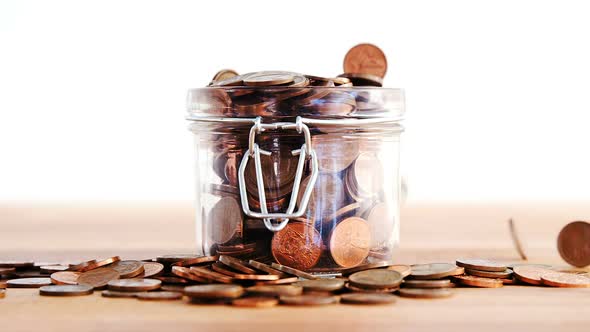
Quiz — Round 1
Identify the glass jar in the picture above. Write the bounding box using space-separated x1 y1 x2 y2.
187 86 404 274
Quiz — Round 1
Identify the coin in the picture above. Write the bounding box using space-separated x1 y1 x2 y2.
340 293 396 305
253 276 299 286
172 255 219 267
169 266 207 283
232 297 279 308
349 269 403 289
189 266 234 284
323 203 361 224
365 203 395 248
0 280 7 289
330 217 371 268
50 271 80 285
208 197 243 245
279 295 339 306
270 263 318 280
78 256 121 272
184 284 244 299
453 275 503 288
403 279 453 289
0 267 16 275
341 261 395 276
39 285 94 296
248 260 287 277
137 291 184 301
508 218 528 260
501 278 517 285
218 255 258 274
456 259 507 272
398 288 453 299
39 265 69 274
512 266 553 285
212 69 239 82
110 260 145 278
161 284 186 292
297 174 348 222
312 135 360 173
343 43 388 78
77 267 120 289
271 223 322 271
293 279 345 292
386 265 412 278
107 279 162 292
557 221 590 267
7 277 52 288
349 153 384 199
155 275 195 284
541 272 590 288
0 261 34 268
465 268 513 279
156 254 201 264
101 290 145 298
142 262 164 278
243 71 295 86
68 260 97 272
246 285 303 297
337 73 383 87
409 263 458 280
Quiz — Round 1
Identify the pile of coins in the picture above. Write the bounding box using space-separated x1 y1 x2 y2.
2 253 590 306
192 43 400 272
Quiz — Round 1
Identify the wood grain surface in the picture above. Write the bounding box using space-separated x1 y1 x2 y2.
1 201 589 332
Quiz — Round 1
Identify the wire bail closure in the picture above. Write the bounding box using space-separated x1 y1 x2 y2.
238 116 319 232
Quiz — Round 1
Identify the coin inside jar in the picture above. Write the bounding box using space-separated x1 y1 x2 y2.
329 217 371 268
347 152 384 200
271 222 322 271
207 197 242 245
312 134 360 173
365 203 395 249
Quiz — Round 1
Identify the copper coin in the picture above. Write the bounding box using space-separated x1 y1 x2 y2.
323 203 361 224
337 73 383 87
293 279 345 292
7 277 52 288
107 279 161 292
271 223 322 271
345 283 399 293
541 272 590 288
189 266 233 284
212 69 239 82
101 290 145 298
79 256 121 272
39 285 94 296
512 266 553 285
297 174 348 221
218 255 258 274
248 260 287 277
172 255 219 267
341 261 395 276
341 293 396 305
161 284 186 292
366 203 395 248
349 269 403 289
156 254 201 264
232 297 279 308
312 135 359 173
68 260 97 271
270 263 318 280
398 288 453 299
453 275 503 288
243 71 295 86
343 43 388 78
77 267 120 289
246 285 303 297
508 218 528 260
409 263 458 280
465 268 513 279
501 278 517 285
39 265 69 274
0 267 16 275
403 279 453 289
253 276 300 286
208 197 242 244
110 260 145 278
184 284 244 299
558 221 590 267
211 262 240 277
386 265 412 278
330 217 371 268
0 261 34 268
142 262 164 278
50 271 80 285
154 275 192 284
279 295 339 306
456 259 507 272
171 266 210 283
137 291 184 301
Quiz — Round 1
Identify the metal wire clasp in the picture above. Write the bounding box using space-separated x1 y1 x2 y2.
238 116 319 232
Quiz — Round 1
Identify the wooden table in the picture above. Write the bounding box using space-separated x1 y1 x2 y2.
1 202 589 331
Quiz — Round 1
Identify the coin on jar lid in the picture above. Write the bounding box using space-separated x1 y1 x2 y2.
312 134 359 173
456 259 507 272
557 221 590 267
212 69 239 82
329 217 371 268
208 197 242 244
366 203 395 249
348 269 403 289
271 222 322 271
210 74 244 87
243 71 295 86
338 73 383 87
343 43 388 78
410 263 458 280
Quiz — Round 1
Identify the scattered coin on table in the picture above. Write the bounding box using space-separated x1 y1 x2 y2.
137 291 184 301
39 285 94 297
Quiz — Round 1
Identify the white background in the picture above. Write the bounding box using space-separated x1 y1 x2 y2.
1 0 589 202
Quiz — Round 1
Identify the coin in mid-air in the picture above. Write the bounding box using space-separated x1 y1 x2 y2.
557 221 590 267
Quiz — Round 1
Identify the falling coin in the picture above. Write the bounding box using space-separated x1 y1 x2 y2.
508 218 528 260
39 285 94 297
557 221 590 267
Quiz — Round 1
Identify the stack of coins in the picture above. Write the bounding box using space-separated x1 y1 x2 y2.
193 43 400 272
2 255 590 306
